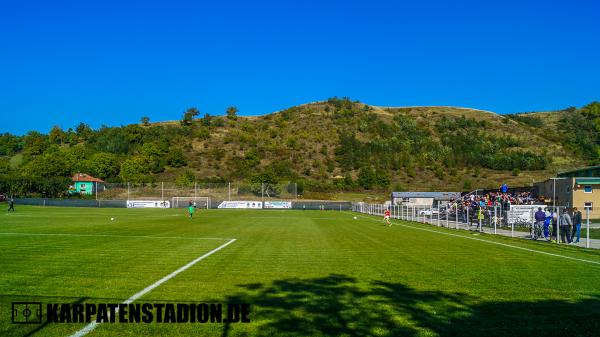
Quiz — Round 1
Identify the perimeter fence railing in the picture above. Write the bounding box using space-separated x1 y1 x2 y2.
352 203 595 249
97 182 299 202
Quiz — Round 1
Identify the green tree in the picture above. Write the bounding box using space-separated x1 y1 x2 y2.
226 106 238 121
166 148 187 167
357 167 376 189
22 131 48 156
0 133 22 156
181 107 200 126
119 157 153 183
20 151 70 178
202 113 212 127
75 122 93 141
141 116 150 126
87 153 120 179
0 157 10 174
48 126 65 145
175 171 196 186
375 169 391 188
140 142 167 173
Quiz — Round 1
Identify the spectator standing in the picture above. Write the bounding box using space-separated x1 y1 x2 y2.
571 208 582 244
551 211 558 242
559 209 572 244
477 207 484 232
533 207 545 240
543 209 552 241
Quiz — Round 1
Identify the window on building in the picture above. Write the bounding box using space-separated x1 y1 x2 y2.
402 197 410 203
584 185 592 193
584 202 593 210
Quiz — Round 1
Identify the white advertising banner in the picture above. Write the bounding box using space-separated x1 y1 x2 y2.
507 205 545 224
127 200 171 208
264 201 292 209
218 201 263 209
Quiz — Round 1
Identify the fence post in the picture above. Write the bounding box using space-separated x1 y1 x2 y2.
494 207 497 234
586 207 590 249
557 207 560 245
466 207 469 230
445 205 448 228
455 207 458 229
511 218 514 237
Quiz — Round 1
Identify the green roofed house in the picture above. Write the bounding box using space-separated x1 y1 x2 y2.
71 173 105 196
535 166 600 218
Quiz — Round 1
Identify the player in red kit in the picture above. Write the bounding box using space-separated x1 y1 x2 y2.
384 209 391 226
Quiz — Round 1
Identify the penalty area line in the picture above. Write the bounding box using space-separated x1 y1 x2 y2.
348 212 600 266
69 238 237 337
0 232 233 241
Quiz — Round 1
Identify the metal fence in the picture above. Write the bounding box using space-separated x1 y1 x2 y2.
94 182 299 202
352 203 596 249
13 198 351 211
15 198 126 208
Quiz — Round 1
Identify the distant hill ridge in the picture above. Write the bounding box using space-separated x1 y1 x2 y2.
0 98 598 199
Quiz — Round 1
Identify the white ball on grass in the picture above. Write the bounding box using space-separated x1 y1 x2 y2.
353 216 357 220
111 217 115 221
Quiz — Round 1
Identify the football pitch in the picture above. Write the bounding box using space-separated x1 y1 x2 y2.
1 206 600 337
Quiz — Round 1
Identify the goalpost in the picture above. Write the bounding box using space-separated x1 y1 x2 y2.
171 197 211 209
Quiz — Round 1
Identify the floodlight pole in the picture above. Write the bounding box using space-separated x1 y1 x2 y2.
550 177 567 210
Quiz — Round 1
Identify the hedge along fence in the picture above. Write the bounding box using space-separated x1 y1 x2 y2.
15 198 126 208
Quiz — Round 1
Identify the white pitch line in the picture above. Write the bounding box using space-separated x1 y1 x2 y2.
69 238 237 337
350 212 600 266
0 232 233 241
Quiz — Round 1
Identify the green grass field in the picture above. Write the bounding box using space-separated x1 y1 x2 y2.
2 206 600 337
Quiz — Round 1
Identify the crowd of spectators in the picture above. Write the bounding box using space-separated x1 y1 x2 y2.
532 207 583 244
440 184 583 243
444 184 538 231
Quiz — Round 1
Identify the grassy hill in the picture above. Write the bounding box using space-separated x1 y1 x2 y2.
0 98 598 200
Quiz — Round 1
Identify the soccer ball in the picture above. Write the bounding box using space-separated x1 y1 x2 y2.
110 217 115 221
353 216 357 220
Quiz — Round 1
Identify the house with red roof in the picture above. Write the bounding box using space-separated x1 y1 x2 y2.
71 173 105 195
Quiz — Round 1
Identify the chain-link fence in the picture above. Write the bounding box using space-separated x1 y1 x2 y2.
352 203 596 249
96 182 299 202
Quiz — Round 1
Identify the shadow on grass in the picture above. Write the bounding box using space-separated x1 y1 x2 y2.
221 274 600 337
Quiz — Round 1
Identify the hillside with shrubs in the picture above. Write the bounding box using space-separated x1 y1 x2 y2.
0 98 597 199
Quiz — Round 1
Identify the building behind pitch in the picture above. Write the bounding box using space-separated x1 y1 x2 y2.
535 165 600 218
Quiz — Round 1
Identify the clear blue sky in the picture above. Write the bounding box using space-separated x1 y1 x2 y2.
1 0 598 135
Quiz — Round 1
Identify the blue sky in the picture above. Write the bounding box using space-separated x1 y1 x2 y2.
1 0 598 135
